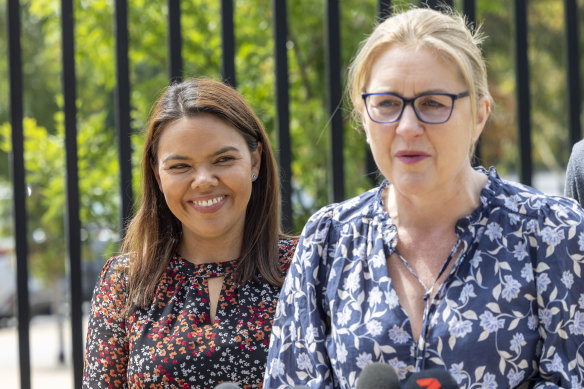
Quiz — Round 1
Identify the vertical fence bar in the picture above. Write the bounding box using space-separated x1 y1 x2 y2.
168 0 182 82
463 0 476 21
564 0 581 146
62 0 83 379
364 0 393 187
61 0 84 386
425 0 454 9
7 1 31 388
378 0 392 21
272 0 293 232
221 0 236 87
114 0 133 237
462 0 481 164
325 0 344 202
514 0 532 185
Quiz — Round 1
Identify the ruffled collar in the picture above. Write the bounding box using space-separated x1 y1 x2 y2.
169 255 239 278
370 166 502 248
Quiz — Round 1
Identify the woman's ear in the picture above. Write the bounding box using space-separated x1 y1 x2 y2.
151 158 162 192
474 96 491 140
362 117 372 144
251 141 262 177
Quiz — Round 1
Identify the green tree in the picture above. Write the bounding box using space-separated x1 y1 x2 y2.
0 0 581 292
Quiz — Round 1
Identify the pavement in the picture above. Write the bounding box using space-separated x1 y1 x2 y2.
0 315 87 389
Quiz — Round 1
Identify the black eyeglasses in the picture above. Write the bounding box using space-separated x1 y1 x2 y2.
361 91 470 124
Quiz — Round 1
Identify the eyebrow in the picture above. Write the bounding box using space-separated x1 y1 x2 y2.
375 88 453 96
161 146 241 163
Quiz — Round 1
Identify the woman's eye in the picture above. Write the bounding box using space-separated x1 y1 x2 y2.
377 99 399 108
216 156 235 163
169 164 189 170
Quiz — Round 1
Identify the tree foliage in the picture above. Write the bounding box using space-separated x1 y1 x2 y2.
0 0 582 289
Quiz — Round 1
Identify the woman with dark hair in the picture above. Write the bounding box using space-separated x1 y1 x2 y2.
83 78 296 388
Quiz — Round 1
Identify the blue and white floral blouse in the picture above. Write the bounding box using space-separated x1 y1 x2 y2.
264 168 584 389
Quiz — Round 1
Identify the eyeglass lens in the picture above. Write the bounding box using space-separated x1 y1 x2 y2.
366 94 454 124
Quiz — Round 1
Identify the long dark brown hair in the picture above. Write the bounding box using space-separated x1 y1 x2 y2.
121 78 284 314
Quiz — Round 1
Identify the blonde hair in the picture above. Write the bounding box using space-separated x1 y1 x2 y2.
348 7 492 147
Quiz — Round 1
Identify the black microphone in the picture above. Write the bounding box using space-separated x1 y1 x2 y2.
404 368 459 389
214 383 241 389
356 362 401 389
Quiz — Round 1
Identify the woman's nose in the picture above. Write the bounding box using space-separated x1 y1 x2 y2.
191 168 218 189
395 104 424 137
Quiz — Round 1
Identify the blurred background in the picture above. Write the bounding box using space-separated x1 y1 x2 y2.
0 0 582 387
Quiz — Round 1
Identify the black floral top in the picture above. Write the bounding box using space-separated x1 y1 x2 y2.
83 238 297 389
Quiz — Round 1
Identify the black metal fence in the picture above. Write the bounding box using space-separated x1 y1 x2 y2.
5 0 581 388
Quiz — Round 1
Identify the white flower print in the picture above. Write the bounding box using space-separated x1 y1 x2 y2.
355 353 372 369
507 370 525 388
479 311 505 333
459 284 476 304
569 311 584 335
527 315 538 331
537 273 551 293
502 275 521 301
366 320 383 336
579 294 584 309
505 195 521 212
520 263 534 282
297 353 313 372
579 232 584 252
449 362 465 384
388 325 410 344
270 359 286 377
471 250 483 268
369 252 386 268
305 324 317 344
525 219 539 233
337 306 352 326
541 226 565 248
386 289 399 309
513 241 528 261
388 357 409 380
369 287 383 306
509 213 521 225
337 342 348 364
481 373 497 389
539 309 553 328
344 271 360 293
449 317 473 338
290 321 297 341
485 223 503 241
562 271 574 289
510 333 526 353
571 376 584 389
546 354 563 372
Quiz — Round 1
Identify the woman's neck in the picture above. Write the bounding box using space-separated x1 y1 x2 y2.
178 234 243 265
385 167 486 233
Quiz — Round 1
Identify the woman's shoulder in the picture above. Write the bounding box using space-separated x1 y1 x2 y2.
484 167 584 226
303 185 384 231
97 253 131 287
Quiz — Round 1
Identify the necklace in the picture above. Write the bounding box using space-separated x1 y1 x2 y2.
393 238 462 301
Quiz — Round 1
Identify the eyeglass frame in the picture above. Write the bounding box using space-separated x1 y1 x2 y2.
361 91 470 124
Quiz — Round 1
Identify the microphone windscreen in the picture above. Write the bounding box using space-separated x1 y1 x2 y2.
356 362 401 389
214 383 242 389
404 368 459 389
